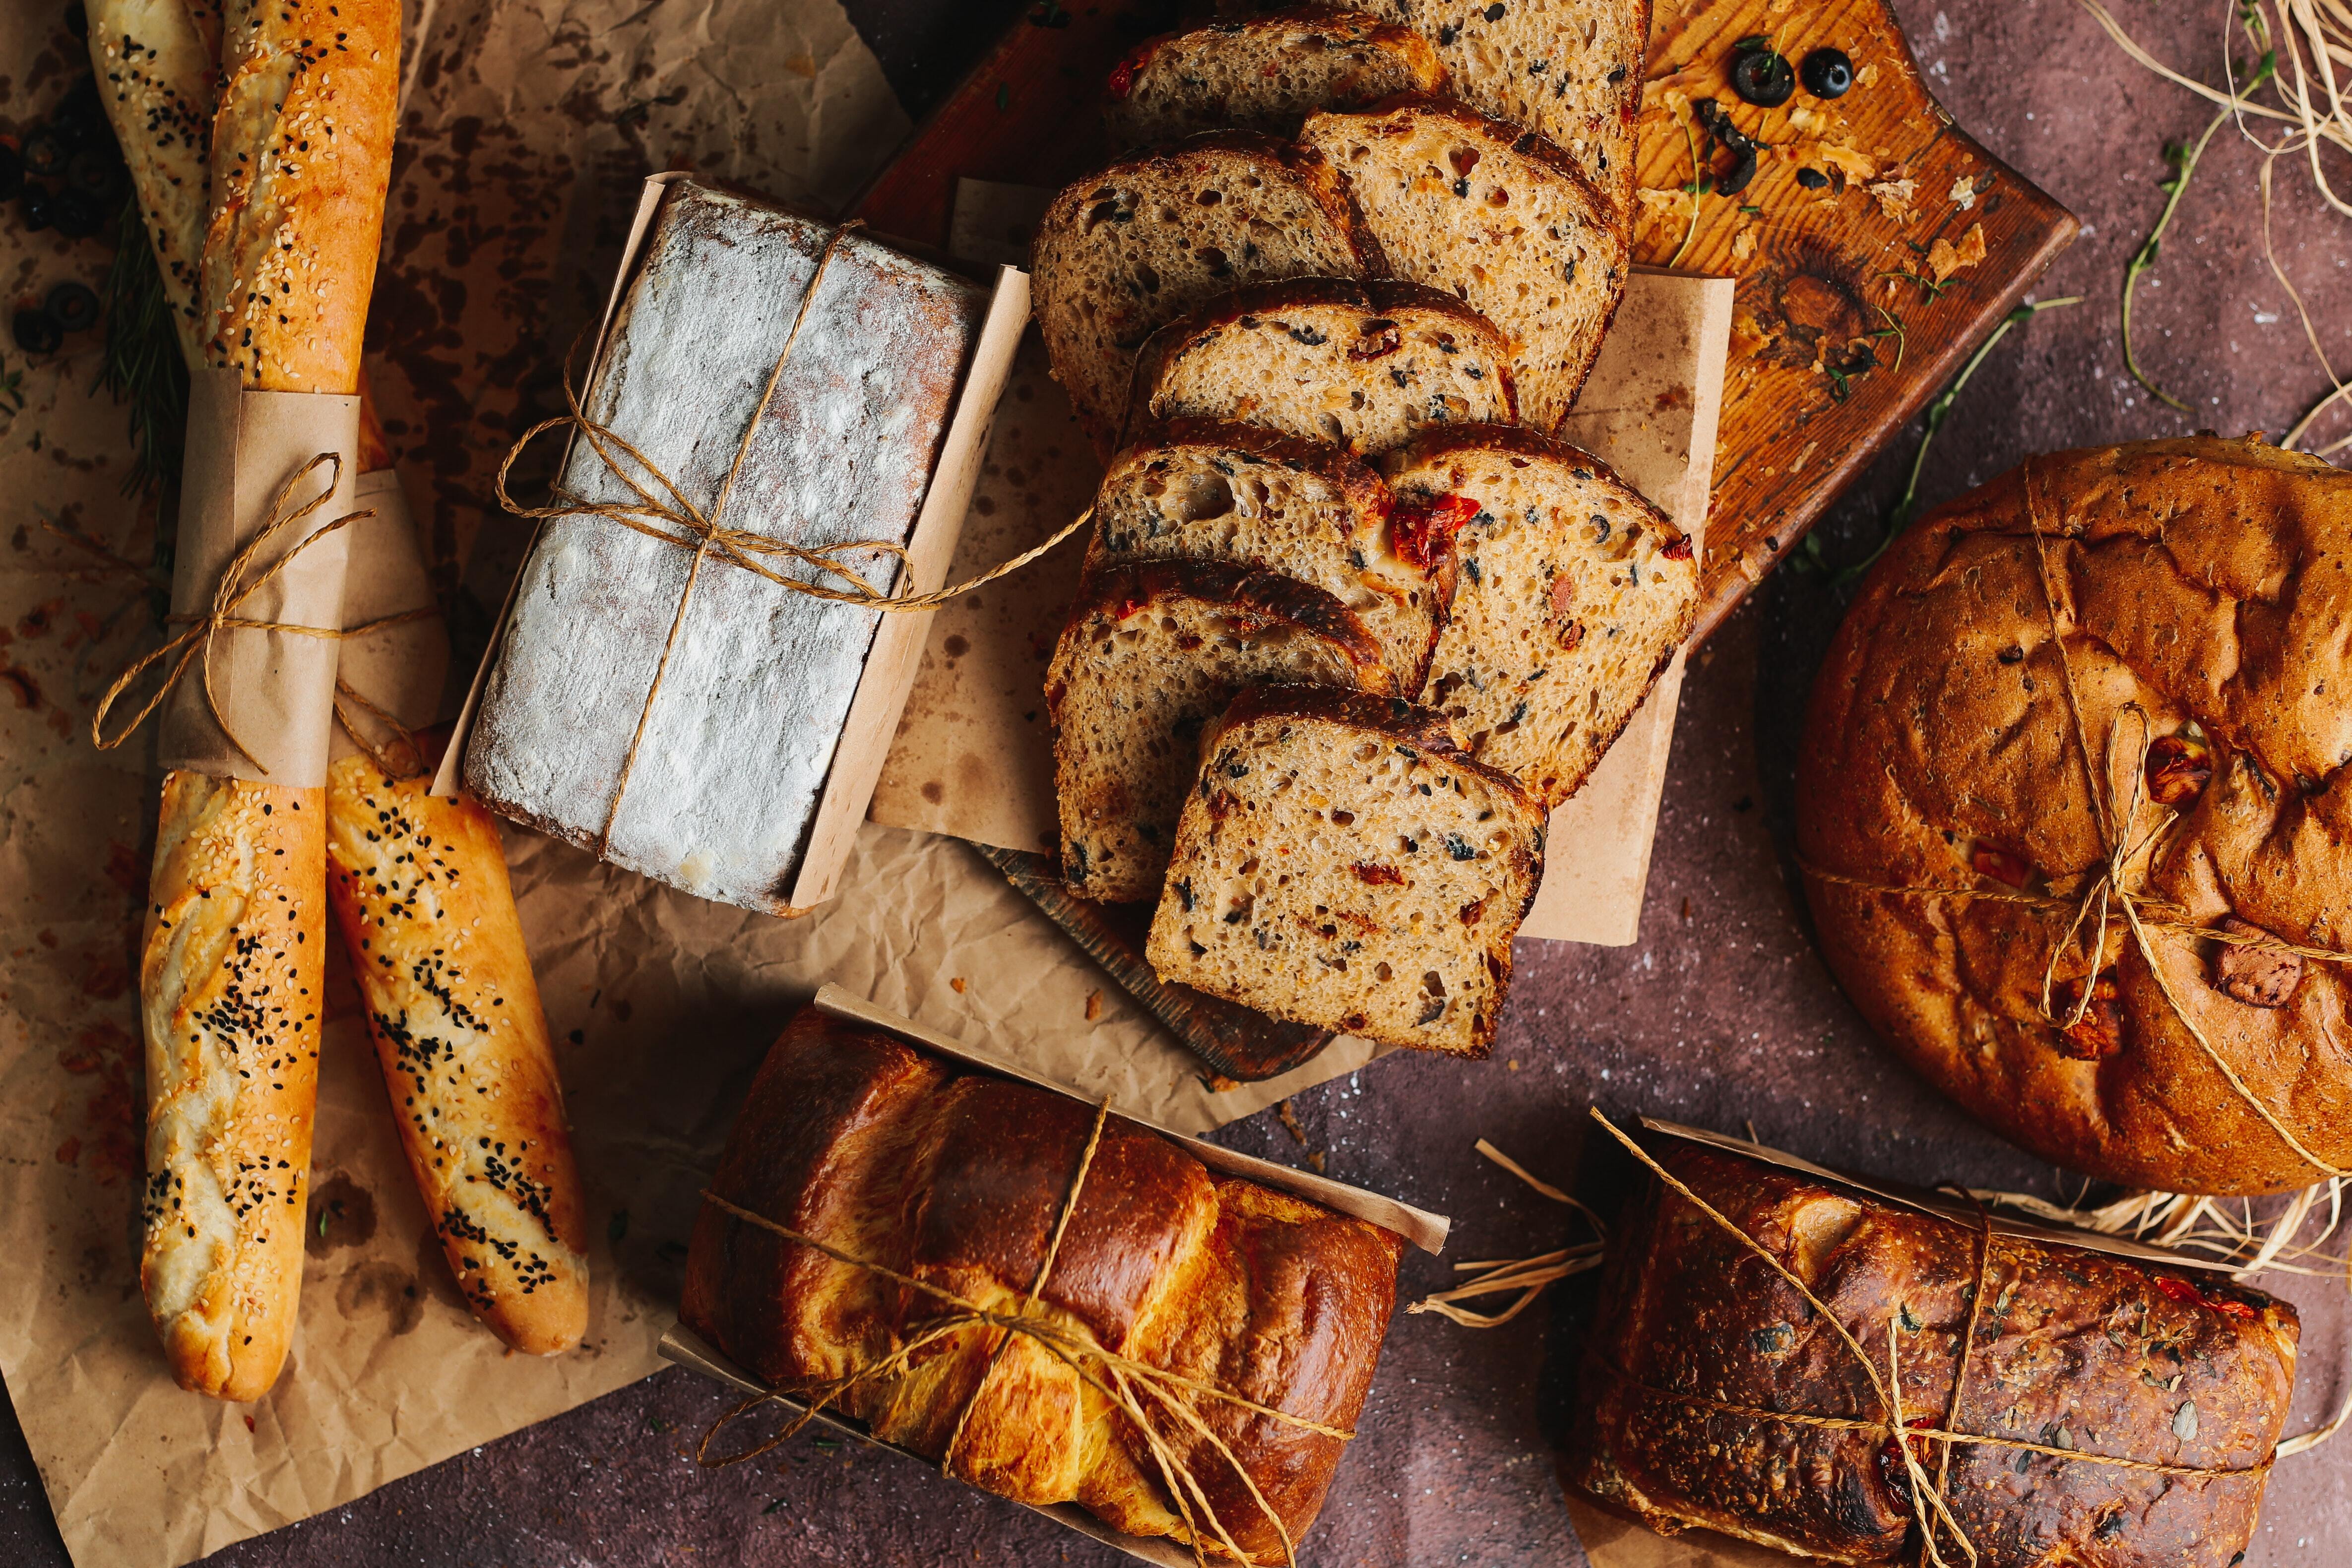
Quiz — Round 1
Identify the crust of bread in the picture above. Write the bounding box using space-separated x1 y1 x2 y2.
324 754 590 1355
1103 8 1445 146
682 1007 1405 1565
201 0 400 390
88 0 217 364
139 772 326 1401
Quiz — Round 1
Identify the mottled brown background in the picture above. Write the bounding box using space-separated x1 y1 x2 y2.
5 0 2351 1563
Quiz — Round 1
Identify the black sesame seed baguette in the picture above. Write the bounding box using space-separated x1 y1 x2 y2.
1090 416 1445 690
87 0 219 362
1102 7 1444 148
1031 130 1390 457
1047 560 1397 902
1299 94 1628 432
1128 277 1517 454
1144 683 1544 1056
1384 422 1696 809
324 739 590 1355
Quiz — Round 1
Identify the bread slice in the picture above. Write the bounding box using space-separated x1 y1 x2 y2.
1047 561 1396 902
1299 96 1627 432
1103 9 1444 147
1384 424 1697 808
1144 684 1544 1056
1090 418 1444 690
1131 278 1517 453
1334 0 1648 219
1031 132 1388 455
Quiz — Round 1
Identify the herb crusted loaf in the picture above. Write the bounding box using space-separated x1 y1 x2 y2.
1030 132 1388 456
1090 418 1444 690
1300 95 1627 432
1386 424 1695 809
1144 685 1545 1055
1047 561 1396 903
1103 8 1444 147
1131 277 1517 454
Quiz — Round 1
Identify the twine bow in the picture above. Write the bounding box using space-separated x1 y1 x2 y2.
1799 458 2352 1180
1588 1112 2281 1568
492 220 1089 853
693 1099 1349 1567
89 451 428 775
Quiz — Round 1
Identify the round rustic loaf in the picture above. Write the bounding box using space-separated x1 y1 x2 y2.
1798 436 2352 1195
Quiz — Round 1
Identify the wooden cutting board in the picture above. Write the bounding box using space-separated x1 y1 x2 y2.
847 0 2078 642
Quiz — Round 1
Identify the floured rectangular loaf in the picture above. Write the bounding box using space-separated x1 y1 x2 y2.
464 180 989 915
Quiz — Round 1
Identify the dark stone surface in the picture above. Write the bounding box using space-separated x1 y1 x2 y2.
4 1 2348 1565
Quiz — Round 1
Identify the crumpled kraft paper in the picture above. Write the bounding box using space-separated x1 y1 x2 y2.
328 469 448 761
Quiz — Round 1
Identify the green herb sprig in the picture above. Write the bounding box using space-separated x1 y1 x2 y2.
97 188 191 501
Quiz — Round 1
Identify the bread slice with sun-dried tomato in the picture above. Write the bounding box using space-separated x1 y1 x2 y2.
1047 561 1396 902
1129 277 1517 454
1089 418 1445 690
1144 684 1544 1056
1299 95 1627 431
1031 132 1388 456
1102 9 1445 147
1384 423 1697 809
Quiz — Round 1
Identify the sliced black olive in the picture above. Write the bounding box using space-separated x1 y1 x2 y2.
13 308 64 355
1795 166 1830 189
54 76 107 147
1730 47 1794 108
0 144 21 203
20 186 55 232
1718 146 1759 196
51 186 103 238
20 127 68 180
67 146 123 199
47 280 100 333
1802 47 1854 98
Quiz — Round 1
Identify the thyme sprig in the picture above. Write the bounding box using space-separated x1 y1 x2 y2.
96 187 190 501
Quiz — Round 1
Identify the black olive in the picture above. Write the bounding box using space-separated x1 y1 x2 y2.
1802 47 1854 98
1795 165 1830 189
64 1 87 37
13 309 64 355
20 127 68 180
0 144 20 203
21 186 55 232
67 146 123 199
1730 47 1795 108
55 75 106 147
47 280 100 333
51 186 103 238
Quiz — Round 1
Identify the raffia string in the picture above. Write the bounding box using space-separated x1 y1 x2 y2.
490 220 1090 854
1407 1139 1607 1328
88 451 430 775
1797 458 2352 1181
1587 1111 2289 1568
691 1099 1347 1568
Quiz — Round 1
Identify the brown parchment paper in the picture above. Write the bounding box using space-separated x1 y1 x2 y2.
160 371 361 786
867 215 1736 947
328 468 448 760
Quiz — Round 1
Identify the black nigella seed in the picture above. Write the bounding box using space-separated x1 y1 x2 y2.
20 187 55 233
51 186 103 239
1795 166 1830 189
47 280 99 333
13 308 64 355
1730 47 1795 108
19 127 68 180
1802 47 1854 99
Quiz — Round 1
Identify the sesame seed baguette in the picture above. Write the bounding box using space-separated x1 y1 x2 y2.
86 0 221 364
136 0 399 1400
324 743 590 1355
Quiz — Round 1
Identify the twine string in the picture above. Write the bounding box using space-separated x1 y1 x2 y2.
691 1102 1341 1567
1797 459 2351 1179
1586 1111 2280 1568
490 221 1091 855
91 451 390 774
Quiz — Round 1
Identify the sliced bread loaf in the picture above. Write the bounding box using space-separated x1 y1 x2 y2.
1384 423 1697 808
1090 418 1444 690
1130 278 1517 453
1047 562 1396 902
1299 95 1627 432
1031 132 1388 455
1144 684 1545 1056
1103 10 1444 147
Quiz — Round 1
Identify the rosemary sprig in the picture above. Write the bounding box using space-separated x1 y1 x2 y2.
96 187 190 502
2120 48 2277 413
1827 296 2085 588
